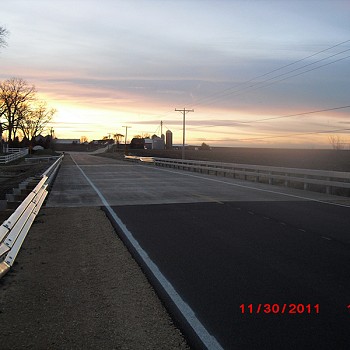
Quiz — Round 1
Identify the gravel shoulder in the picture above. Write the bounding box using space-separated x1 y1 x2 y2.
0 207 190 349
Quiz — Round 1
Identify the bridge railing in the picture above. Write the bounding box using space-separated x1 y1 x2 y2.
125 156 350 196
0 154 64 278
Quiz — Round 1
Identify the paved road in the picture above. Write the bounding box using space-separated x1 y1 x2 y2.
48 153 350 349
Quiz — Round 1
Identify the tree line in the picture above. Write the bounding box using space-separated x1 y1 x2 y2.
0 26 55 149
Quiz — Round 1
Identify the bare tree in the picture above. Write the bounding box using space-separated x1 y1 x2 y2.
18 102 56 142
80 136 88 143
113 133 124 144
0 26 9 49
0 78 36 144
329 135 346 150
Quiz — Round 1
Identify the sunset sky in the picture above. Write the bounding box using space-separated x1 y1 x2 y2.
1 0 350 148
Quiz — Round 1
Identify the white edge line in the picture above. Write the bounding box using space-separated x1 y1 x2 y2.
71 155 223 350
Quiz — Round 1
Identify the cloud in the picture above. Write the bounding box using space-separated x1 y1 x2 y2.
2 0 350 147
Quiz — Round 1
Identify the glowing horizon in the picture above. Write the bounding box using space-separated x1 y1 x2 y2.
1 0 350 149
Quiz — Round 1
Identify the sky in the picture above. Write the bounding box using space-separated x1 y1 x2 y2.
1 0 350 148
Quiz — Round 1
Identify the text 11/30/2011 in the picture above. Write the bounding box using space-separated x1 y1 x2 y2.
240 304 320 315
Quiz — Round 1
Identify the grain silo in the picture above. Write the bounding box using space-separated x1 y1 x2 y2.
166 130 173 150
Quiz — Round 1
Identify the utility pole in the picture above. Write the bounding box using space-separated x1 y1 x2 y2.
50 127 55 152
107 132 111 150
175 108 194 159
122 126 131 154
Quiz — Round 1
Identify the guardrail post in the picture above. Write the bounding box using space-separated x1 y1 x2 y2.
255 170 259 182
284 174 289 187
269 172 273 185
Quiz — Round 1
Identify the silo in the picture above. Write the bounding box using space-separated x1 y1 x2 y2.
166 130 173 150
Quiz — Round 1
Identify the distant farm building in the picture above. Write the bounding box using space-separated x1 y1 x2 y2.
130 137 145 149
152 137 165 150
55 138 80 144
130 136 165 150
144 138 153 149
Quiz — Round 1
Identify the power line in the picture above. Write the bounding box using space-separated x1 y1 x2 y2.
184 104 350 132
143 40 350 142
228 54 350 101
218 127 350 143
190 39 350 107
191 48 350 108
244 105 350 124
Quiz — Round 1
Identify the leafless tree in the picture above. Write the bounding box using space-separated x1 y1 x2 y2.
0 78 36 144
328 135 346 150
0 26 9 49
113 133 124 144
80 136 88 143
18 102 56 141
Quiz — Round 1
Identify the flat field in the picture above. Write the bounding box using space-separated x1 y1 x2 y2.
125 147 350 172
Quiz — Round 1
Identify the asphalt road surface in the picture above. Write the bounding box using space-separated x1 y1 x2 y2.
48 152 350 350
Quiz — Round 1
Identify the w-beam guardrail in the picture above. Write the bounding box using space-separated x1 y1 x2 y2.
125 156 350 196
0 154 64 278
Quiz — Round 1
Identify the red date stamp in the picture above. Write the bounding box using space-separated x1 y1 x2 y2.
240 303 320 314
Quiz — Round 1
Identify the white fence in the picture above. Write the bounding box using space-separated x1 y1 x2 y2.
125 156 350 196
0 154 63 278
0 148 29 164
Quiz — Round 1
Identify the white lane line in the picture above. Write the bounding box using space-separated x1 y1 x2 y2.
70 155 223 350
150 166 350 208
322 236 332 240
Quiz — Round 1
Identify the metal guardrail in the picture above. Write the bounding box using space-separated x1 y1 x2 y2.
0 154 64 278
124 155 154 163
0 148 29 164
125 156 350 196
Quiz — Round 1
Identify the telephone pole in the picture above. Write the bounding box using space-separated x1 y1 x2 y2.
122 126 131 154
175 108 194 159
107 132 111 150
